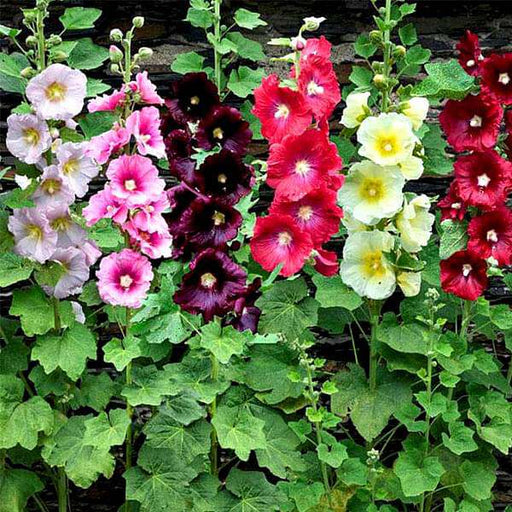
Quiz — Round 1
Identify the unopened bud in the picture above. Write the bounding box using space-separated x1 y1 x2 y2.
20 66 36 78
371 61 384 73
110 63 121 74
47 34 62 46
25 35 38 47
394 45 406 58
52 51 68 62
110 28 123 42
50 127 59 138
302 16 326 32
291 36 306 51
137 47 153 59
373 73 386 87
109 45 123 63
132 16 145 28
369 30 382 43
22 9 37 24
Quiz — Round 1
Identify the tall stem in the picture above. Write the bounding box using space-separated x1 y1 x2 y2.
460 300 472 342
368 300 382 392
381 0 392 112
213 0 222 91
209 354 219 475
124 307 133 512
36 4 46 71
52 297 61 332
56 468 68 512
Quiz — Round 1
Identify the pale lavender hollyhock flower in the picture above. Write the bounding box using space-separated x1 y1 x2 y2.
26 64 87 120
56 142 99 197
32 165 75 208
81 240 102 266
43 247 90 299
46 204 86 247
71 301 86 324
6 114 52 164
8 207 57 263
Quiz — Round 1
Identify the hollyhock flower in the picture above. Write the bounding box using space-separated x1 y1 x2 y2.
253 74 312 143
397 271 421 297
166 185 197 235
174 249 247 321
229 278 262 334
32 165 75 208
8 207 57 263
454 151 512 209
312 248 339 276
81 240 101 266
505 110 512 160
97 249 154 308
481 53 512 105
439 94 503 152
398 155 424 181
125 224 173 259
106 154 165 208
438 183 467 222
401 97 429 130
56 142 99 197
440 250 488 301
266 129 342 201
26 64 87 120
340 92 370 128
196 150 254 205
467 207 512 266
357 113 417 166
338 160 405 225
341 210 371 234
270 186 342 245
457 30 483 76
250 214 314 277
131 196 170 233
6 114 52 164
44 247 90 299
298 55 340 120
166 72 219 122
340 230 396 300
83 185 129 226
46 204 86 247
396 194 435 253
165 129 196 185
71 301 86 324
86 124 130 165
300 36 332 61
88 89 126 113
196 106 252 155
129 71 164 105
126 107 166 158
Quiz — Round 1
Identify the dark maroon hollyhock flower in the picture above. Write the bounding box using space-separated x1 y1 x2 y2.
229 278 262 333
456 30 483 76
174 248 247 321
196 149 254 205
196 106 252 155
166 72 220 123
438 182 467 222
165 185 197 258
505 110 512 160
160 103 188 137
179 197 242 250
481 53 512 105
165 129 196 185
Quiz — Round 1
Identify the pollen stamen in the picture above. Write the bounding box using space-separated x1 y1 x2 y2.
307 80 324 96
278 231 292 246
23 127 41 146
212 211 226 226
212 127 224 140
124 179 137 191
274 104 290 119
295 160 310 176
498 72 510 85
120 274 134 288
462 263 472 277
190 95 200 105
477 173 491 188
469 115 482 128
297 205 313 221
200 272 217 289
486 229 498 243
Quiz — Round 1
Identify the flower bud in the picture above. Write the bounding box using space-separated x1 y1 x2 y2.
20 66 36 78
137 47 153 59
291 35 306 51
110 28 123 42
302 16 326 32
51 51 68 62
109 45 123 63
50 127 60 139
371 61 383 73
393 45 406 59
110 63 121 74
369 30 382 43
22 9 37 24
373 73 386 87
25 35 38 47
47 34 62 46
132 16 145 28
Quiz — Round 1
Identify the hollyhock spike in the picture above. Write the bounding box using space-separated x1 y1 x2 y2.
457 30 483 76
6 114 52 165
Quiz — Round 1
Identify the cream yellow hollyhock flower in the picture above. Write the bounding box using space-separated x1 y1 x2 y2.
401 97 429 130
398 155 424 180
397 271 421 297
357 112 417 166
340 230 396 300
340 91 371 128
341 210 370 234
338 160 405 225
396 194 435 253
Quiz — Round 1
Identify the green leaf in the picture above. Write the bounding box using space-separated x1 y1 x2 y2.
86 77 111 97
0 253 34 287
122 365 173 406
459 460 496 500
0 53 28 94
422 123 453 176
78 111 118 138
68 373 117 412
185 8 214 29
490 304 512 330
317 440 348 469
399 23 418 46
332 135 357 165
88 218 124 249
0 25 22 38
354 34 377 58
103 334 142 371
171 51 205 74
160 394 205 426
439 220 468 260
405 45 431 66
198 323 248 364
240 99 262 140
312 274 363 310
338 458 368 487
441 422 478 455
83 409 130 449
282 481 324 512
349 66 373 88
0 468 43 512
33 324 96 380
9 287 54 336
59 7 101 30
233 8 267 29
377 313 429 355
226 32 265 62
66 38 109 70
227 66 265 98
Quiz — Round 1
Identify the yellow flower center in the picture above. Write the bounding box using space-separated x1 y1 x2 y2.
486 229 498 243
469 115 482 128
360 178 384 202
477 173 491 188
50 216 71 231
274 104 290 119
190 95 200 105
379 138 396 154
462 263 472 277
119 274 133 288
297 205 313 221
212 127 224 140
62 159 79 175
26 224 43 240
278 231 292 246
498 72 510 85
307 80 324 96
201 272 217 289
295 160 310 176
217 173 227 184
42 178 61 195
124 179 137 191
45 81 67 102
23 127 40 146
212 211 225 226
362 250 385 278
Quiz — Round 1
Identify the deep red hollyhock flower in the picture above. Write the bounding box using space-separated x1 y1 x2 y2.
468 207 512 266
165 184 196 258
440 250 488 301
164 129 196 185
196 106 252 155
196 150 254 205
229 278 262 334
250 214 314 277
267 129 342 201
179 197 242 250
301 36 332 62
438 182 467 222
174 249 247 322
456 30 483 76
166 72 220 123
481 53 512 105
439 94 503 152
270 186 342 245
454 151 512 209
312 248 339 276
298 55 340 121
504 109 512 160
252 74 312 143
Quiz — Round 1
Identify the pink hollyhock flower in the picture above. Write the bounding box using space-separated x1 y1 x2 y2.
106 154 165 208
83 185 128 226
301 36 332 62
32 165 75 208
43 247 90 299
88 89 126 113
56 142 99 197
250 214 314 277
129 71 164 105
481 53 512 105
253 74 312 143
312 248 339 276
440 250 488 301
86 124 130 165
46 204 86 247
468 207 512 266
125 107 166 158
454 151 512 209
26 63 87 120
97 249 154 308
6 114 52 164
8 207 57 263
456 30 483 76
438 183 467 222
125 223 173 259
439 94 503 152
130 195 170 233
267 129 342 201
81 240 102 266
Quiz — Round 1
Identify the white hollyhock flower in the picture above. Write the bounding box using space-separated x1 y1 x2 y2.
398 155 424 180
397 271 422 297
6 113 51 164
396 194 435 253
401 97 429 130
340 91 370 128
56 142 99 197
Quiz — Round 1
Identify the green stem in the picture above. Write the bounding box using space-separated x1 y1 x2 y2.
36 4 46 71
52 297 61 332
124 307 133 512
213 0 222 91
460 300 472 342
56 467 68 512
507 360 512 387
368 300 382 392
209 354 219 475
381 0 392 112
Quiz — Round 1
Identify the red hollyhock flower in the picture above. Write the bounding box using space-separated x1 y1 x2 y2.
439 94 503 152
250 214 314 277
468 207 512 266
505 109 512 160
440 250 488 301
301 36 332 62
456 30 483 76
196 106 252 155
481 53 512 105
454 151 512 209
267 129 342 201
174 248 247 321
298 55 340 121
270 186 342 245
438 182 467 222
252 74 312 143
312 248 339 276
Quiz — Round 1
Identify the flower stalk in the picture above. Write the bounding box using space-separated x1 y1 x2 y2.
368 300 382 392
